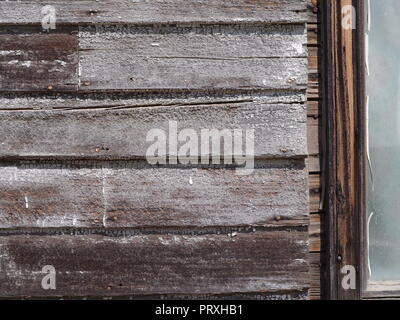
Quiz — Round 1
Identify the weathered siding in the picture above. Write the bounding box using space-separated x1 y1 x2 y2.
0 0 310 299
0 160 308 229
0 30 78 91
0 0 309 25
0 232 309 298
0 94 307 158
307 0 323 300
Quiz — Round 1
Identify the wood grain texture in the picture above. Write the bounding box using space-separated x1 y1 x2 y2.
79 25 307 58
309 174 320 213
0 0 311 301
79 25 307 91
0 160 308 229
0 24 307 92
0 93 307 159
307 117 319 156
322 0 365 300
310 251 324 300
309 213 322 252
307 0 322 299
0 31 78 91
128 291 309 300
0 0 308 25
0 231 309 298
0 91 306 110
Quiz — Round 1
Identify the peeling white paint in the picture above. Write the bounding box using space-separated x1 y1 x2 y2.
294 259 306 264
55 59 67 67
20 61 32 68
0 50 23 56
292 42 305 55
24 196 29 209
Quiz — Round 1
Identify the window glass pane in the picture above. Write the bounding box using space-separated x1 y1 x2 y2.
367 0 400 281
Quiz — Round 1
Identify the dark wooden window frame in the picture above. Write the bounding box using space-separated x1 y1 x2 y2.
323 0 400 300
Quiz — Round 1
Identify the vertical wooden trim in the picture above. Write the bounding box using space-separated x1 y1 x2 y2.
322 0 366 300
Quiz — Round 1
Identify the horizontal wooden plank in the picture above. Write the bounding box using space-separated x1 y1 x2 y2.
0 0 308 25
308 47 319 70
79 25 307 91
1 291 308 300
307 79 320 99
0 231 309 298
307 23 318 47
0 91 307 110
109 290 309 300
80 25 307 58
0 159 308 228
0 93 307 159
0 31 78 91
0 24 307 92
307 100 320 118
307 85 320 99
148 291 309 300
306 43 319 101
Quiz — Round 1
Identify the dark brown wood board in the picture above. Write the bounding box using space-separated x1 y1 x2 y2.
0 160 308 229
0 30 78 91
322 0 366 300
0 231 309 298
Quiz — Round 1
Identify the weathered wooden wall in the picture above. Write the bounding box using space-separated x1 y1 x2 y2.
307 0 323 300
0 0 311 299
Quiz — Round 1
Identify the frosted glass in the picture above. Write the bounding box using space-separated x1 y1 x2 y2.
367 0 400 281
